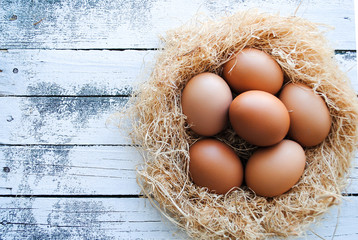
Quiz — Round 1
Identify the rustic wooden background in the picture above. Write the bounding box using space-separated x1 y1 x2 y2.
0 0 357 239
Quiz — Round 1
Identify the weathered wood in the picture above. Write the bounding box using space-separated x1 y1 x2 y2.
1 145 357 195
0 197 186 239
0 97 131 145
0 49 155 96
0 50 356 96
3 91 358 145
0 1 357 239
0 196 357 239
0 145 142 195
335 51 357 92
0 0 355 49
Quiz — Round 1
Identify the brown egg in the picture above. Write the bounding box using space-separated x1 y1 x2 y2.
279 83 332 147
245 140 306 197
222 48 283 94
181 72 233 136
189 138 244 194
229 90 290 146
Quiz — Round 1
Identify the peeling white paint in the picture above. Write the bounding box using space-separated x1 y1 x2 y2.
0 0 356 49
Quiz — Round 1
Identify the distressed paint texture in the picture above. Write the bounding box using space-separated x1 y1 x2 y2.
0 49 155 96
1 198 115 239
0 145 142 195
334 51 358 91
0 0 355 49
0 197 358 239
1 144 357 195
0 197 186 239
0 0 357 239
0 50 356 96
0 97 131 144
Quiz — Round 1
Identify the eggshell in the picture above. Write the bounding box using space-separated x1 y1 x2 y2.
229 90 290 146
245 139 306 197
189 138 244 194
181 72 233 136
222 48 283 94
279 83 332 147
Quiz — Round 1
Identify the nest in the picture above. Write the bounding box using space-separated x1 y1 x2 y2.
125 10 358 239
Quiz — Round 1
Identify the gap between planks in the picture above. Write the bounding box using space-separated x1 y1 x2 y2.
0 48 355 51
1 48 160 51
0 194 143 198
1 193 358 198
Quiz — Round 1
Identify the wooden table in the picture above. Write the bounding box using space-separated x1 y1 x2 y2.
0 0 357 239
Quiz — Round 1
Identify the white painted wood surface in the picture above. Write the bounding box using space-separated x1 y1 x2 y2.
0 0 357 239
1 145 357 195
0 50 356 96
0 0 355 49
0 50 155 96
1 197 358 239
0 146 142 195
0 97 131 144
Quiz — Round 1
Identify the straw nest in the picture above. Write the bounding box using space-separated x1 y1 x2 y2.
125 10 358 239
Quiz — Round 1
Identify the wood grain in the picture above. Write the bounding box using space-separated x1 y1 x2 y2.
0 50 356 96
0 196 357 239
0 0 355 49
1 0 357 239
0 145 142 195
1 145 357 195
0 197 186 239
0 97 131 145
0 50 155 96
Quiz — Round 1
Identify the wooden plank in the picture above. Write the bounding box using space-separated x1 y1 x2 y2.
1 145 357 195
0 196 357 239
0 50 155 96
0 145 142 195
0 197 186 239
0 50 356 96
347 154 358 193
0 97 131 145
335 51 358 92
0 0 355 50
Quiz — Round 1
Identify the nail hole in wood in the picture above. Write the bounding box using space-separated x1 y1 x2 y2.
6 116 14 122
10 15 17 21
1 220 8 225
